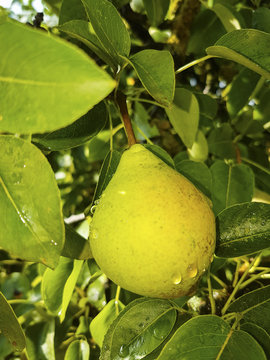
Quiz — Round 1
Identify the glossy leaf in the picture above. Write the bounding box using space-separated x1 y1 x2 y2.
175 160 212 198
143 0 170 26
216 202 270 257
82 0 130 67
62 224 92 260
64 340 90 360
241 323 270 359
59 20 116 68
207 29 270 80
210 161 254 215
132 102 159 141
26 320 55 360
211 3 244 32
187 130 208 162
87 274 107 310
0 136 64 268
228 285 270 334
0 19 115 133
129 50 175 106
33 102 108 151
59 0 87 25
90 299 125 347
157 315 266 360
166 88 199 148
208 123 235 159
0 291 25 351
101 298 176 360
227 68 260 118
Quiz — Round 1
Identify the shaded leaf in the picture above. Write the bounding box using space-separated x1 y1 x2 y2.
129 50 175 106
26 320 55 360
62 224 92 260
241 323 270 359
207 29 270 80
143 0 170 26
252 7 270 33
33 101 108 151
59 0 87 25
210 161 254 215
175 160 212 198
216 202 270 257
82 0 130 67
101 298 176 360
0 291 25 352
166 88 199 148
144 144 174 168
0 19 115 134
0 136 64 268
132 102 159 141
64 340 90 360
208 123 235 159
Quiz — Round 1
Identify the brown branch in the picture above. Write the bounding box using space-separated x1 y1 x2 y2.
116 92 137 147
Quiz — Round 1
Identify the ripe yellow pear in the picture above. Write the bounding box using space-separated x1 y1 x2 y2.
90 144 216 299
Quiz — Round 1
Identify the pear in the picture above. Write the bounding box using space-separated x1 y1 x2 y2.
90 144 216 299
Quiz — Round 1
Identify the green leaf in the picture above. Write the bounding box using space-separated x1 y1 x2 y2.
207 29 270 80
90 299 125 347
210 161 254 215
82 0 130 67
33 102 108 151
252 8 270 33
228 285 270 334
208 123 235 159
87 274 107 310
101 298 176 360
59 20 117 69
0 136 64 268
0 19 115 134
26 320 55 360
64 340 90 360
165 88 199 148
129 50 175 106
194 92 218 120
211 2 244 32
175 160 212 198
227 68 260 118
59 0 87 25
92 150 122 204
0 291 26 351
144 144 174 168
215 202 270 257
132 102 159 141
241 323 270 359
142 0 170 26
157 315 266 360
62 224 92 260
187 130 208 162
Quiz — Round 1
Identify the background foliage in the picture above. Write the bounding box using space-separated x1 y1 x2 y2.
0 0 270 359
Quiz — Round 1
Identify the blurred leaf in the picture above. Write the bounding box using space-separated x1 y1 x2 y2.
207 29 270 80
43 0 62 14
59 0 87 25
87 274 107 310
26 320 55 360
132 102 159 141
59 20 117 69
227 68 260 118
90 299 125 347
208 123 235 159
143 0 170 26
215 202 270 257
157 315 266 360
64 340 90 360
82 0 130 67
211 2 244 32
228 285 270 334
166 88 199 148
129 50 175 106
241 323 270 359
33 102 108 151
235 112 264 136
0 19 115 133
187 130 208 162
144 144 174 168
88 130 111 162
0 136 64 268
92 150 122 204
175 160 212 198
210 161 254 215
194 92 217 120
0 335 13 359
101 298 176 360
62 224 92 260
0 291 26 352
252 8 270 33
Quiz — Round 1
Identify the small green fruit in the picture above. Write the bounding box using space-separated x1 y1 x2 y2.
90 144 216 299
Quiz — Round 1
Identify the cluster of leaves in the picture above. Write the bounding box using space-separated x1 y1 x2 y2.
0 0 270 359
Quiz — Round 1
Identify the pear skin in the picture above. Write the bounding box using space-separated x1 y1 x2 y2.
90 144 216 299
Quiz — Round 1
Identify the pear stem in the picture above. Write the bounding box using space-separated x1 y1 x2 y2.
116 91 137 147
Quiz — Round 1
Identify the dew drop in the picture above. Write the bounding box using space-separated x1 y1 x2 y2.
153 327 165 340
172 273 182 285
211 254 214 263
187 263 198 278
90 205 97 214
119 345 129 358
91 228 99 239
50 240 58 246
